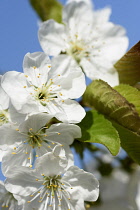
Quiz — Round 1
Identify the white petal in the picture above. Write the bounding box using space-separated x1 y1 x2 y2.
62 145 74 168
81 57 119 86
63 1 93 39
48 123 81 145
80 57 102 80
1 71 37 112
93 7 111 24
35 146 67 176
2 144 33 176
0 123 23 150
0 149 7 162
67 0 93 7
49 55 86 98
63 166 99 202
0 75 9 110
99 26 129 63
38 19 66 56
5 167 41 197
36 143 74 169
9 103 27 124
70 199 85 210
0 180 7 195
19 100 39 114
50 55 73 77
38 98 85 123
99 69 119 87
35 141 52 158
51 57 86 99
55 99 86 123
19 113 53 133
23 52 51 87
13 194 26 206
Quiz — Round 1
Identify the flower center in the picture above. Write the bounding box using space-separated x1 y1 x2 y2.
38 92 46 100
34 80 57 106
67 39 89 63
0 110 9 126
27 175 74 209
27 131 43 148
44 175 61 195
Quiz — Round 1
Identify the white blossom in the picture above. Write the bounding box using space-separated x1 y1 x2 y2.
0 180 22 210
0 74 27 127
5 147 99 210
0 113 81 175
0 105 27 162
0 75 10 126
38 1 128 86
1 52 86 123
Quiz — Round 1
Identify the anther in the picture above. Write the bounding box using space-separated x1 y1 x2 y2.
86 204 91 208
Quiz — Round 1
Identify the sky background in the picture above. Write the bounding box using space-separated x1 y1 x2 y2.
0 0 140 180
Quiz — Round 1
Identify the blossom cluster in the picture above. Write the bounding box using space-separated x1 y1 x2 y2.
0 0 128 209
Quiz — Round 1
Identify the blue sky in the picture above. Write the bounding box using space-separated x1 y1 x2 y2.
0 0 139 180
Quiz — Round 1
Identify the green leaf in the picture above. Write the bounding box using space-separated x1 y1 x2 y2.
115 84 140 115
29 0 63 22
83 80 140 163
83 80 140 135
114 41 140 86
112 121 140 164
78 110 120 156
